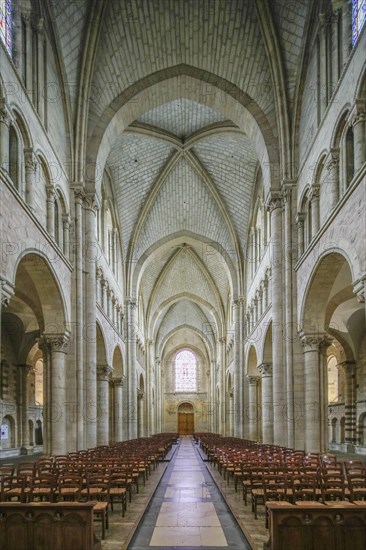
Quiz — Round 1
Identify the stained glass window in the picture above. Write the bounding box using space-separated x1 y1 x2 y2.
352 0 366 45
175 349 197 393
0 0 12 55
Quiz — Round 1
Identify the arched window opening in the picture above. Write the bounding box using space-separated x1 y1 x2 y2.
0 0 13 55
327 355 339 404
175 349 197 393
34 358 43 406
345 126 355 186
352 0 366 45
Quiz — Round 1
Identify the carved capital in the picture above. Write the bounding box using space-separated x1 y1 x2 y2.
353 273 366 303
97 364 113 381
247 375 260 386
258 363 272 377
126 297 137 310
265 191 282 213
137 390 144 400
298 330 325 351
46 186 56 202
351 100 366 127
296 212 305 226
83 193 98 212
40 332 70 354
0 277 15 308
0 101 11 126
308 185 320 202
326 148 340 173
24 148 38 172
113 375 125 387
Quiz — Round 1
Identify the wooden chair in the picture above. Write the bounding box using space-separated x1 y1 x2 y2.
108 473 128 516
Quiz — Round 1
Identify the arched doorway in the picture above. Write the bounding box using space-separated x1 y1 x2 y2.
178 402 194 435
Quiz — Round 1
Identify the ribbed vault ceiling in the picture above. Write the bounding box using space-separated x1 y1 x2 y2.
47 0 314 357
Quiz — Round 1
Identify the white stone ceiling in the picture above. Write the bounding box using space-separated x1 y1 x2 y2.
138 99 229 138
47 0 313 352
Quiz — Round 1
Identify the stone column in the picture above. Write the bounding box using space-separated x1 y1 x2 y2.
97 364 112 446
126 299 138 439
247 376 259 441
146 339 155 435
101 279 107 311
155 358 162 433
46 187 55 238
309 186 320 237
62 215 70 259
22 11 33 95
113 376 124 442
24 148 38 212
40 333 70 455
267 192 285 446
84 194 98 448
283 182 296 448
219 338 226 435
73 188 84 450
0 101 10 171
331 10 340 92
259 363 274 444
233 299 242 437
137 391 144 438
319 14 328 118
339 361 357 449
36 19 45 121
300 332 324 452
326 148 340 209
296 213 305 258
21 365 32 447
352 102 366 172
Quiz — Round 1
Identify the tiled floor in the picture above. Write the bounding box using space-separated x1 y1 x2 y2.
128 437 250 549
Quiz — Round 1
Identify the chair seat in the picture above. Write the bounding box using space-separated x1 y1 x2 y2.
93 501 108 511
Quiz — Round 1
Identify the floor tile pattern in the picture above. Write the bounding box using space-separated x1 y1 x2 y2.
128 436 250 549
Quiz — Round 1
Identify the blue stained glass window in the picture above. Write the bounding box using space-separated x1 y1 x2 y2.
0 0 12 55
352 0 366 45
175 349 197 393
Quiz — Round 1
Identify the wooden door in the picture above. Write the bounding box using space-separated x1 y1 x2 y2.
178 413 195 435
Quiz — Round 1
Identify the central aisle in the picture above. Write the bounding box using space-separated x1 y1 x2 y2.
128 436 251 549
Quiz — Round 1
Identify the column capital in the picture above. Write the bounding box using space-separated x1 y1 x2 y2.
24 148 38 171
351 100 366 127
325 148 340 172
83 193 98 212
337 360 356 373
308 185 320 202
71 185 85 204
298 330 326 351
137 390 144 400
281 180 296 203
265 191 282 212
39 331 71 354
0 101 11 126
353 273 366 303
113 375 125 387
258 362 273 377
126 297 137 309
0 276 15 308
296 212 305 226
97 364 113 381
247 375 260 386
46 186 56 202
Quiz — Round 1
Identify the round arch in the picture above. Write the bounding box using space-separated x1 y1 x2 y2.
87 67 278 194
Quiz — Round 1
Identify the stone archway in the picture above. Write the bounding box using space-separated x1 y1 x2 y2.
178 402 194 435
